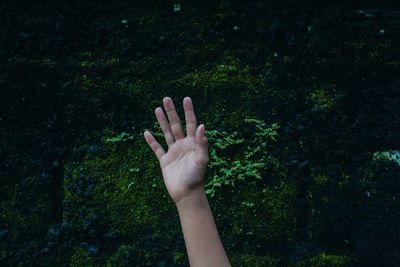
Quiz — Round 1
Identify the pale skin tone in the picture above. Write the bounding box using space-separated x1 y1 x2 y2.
143 96 231 267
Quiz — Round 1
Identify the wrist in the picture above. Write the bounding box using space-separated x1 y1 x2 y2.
175 187 208 211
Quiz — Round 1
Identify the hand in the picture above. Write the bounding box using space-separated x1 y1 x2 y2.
143 96 210 204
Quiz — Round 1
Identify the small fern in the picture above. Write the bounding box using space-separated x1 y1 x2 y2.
205 118 280 198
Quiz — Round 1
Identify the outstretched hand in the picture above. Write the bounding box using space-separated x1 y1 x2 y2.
143 97 210 204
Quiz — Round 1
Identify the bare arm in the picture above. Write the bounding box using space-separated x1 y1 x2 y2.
176 188 230 267
143 96 231 267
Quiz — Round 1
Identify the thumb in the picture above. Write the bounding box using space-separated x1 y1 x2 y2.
195 124 207 144
195 124 209 162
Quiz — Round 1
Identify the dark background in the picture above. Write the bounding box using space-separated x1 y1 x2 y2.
1 0 399 266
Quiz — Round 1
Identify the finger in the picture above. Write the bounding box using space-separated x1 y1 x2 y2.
183 96 197 137
163 96 185 140
143 131 166 161
155 107 175 148
195 124 210 164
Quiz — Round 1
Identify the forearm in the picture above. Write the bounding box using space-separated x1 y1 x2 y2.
176 188 231 267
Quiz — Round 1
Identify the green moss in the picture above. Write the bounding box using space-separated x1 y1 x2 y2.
297 253 354 267
106 245 137 267
178 56 262 91
0 203 44 237
251 182 298 241
172 251 186 265
312 172 330 186
64 131 180 265
69 247 95 267
230 254 280 267
310 88 336 112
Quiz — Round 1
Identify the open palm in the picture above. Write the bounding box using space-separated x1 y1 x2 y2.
143 97 209 203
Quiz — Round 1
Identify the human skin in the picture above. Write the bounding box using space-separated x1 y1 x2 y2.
143 96 231 267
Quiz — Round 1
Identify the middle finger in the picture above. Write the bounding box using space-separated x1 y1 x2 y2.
163 96 185 140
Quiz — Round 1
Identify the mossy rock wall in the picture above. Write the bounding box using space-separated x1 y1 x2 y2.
1 1 400 266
